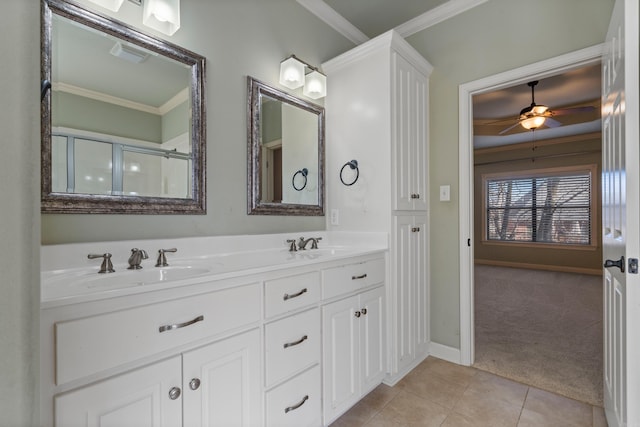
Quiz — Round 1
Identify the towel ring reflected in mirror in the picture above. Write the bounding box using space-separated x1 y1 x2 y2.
292 168 308 191
340 160 359 186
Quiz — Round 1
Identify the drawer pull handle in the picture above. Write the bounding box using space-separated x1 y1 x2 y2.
284 395 309 413
283 335 308 349
352 273 367 280
159 315 204 333
283 288 307 301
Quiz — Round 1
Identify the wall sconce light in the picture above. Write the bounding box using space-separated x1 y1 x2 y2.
88 0 180 36
143 0 181 36
279 55 326 99
87 0 125 12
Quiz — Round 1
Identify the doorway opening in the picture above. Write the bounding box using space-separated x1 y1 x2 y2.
458 45 605 401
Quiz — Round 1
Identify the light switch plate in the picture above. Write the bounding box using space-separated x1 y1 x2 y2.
439 185 451 202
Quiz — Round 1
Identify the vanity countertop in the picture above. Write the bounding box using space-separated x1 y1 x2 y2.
41 231 388 308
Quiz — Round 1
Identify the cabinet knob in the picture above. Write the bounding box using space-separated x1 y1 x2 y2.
189 378 201 390
168 386 181 400
361 308 368 315
354 310 361 318
411 193 420 199
411 227 421 232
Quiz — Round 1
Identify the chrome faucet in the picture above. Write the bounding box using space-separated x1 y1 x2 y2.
88 253 115 273
297 236 322 250
286 239 298 252
156 248 177 267
127 248 148 269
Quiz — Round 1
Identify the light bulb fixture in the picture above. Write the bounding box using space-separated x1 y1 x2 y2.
87 0 125 12
143 0 181 36
279 55 326 99
520 115 546 130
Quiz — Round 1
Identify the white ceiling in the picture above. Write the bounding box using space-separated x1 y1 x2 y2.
299 0 602 147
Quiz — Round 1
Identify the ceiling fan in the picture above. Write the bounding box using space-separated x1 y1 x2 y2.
498 80 596 135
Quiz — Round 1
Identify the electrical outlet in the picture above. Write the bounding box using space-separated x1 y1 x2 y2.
330 209 339 226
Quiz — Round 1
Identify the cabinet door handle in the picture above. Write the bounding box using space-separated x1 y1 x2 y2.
168 386 181 400
411 193 420 199
283 288 307 301
352 273 367 280
355 310 361 318
189 378 201 390
283 335 308 349
412 227 421 232
159 315 204 333
284 395 309 413
361 308 368 315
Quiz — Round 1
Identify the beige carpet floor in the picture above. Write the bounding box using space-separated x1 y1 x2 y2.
473 265 603 406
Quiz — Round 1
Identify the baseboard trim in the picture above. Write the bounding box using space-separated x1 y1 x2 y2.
428 342 462 364
475 259 602 276
383 351 429 386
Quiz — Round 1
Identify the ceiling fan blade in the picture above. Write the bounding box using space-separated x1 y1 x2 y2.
544 117 562 128
551 105 596 116
498 122 521 135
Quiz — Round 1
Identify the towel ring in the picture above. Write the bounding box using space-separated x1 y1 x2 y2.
340 160 359 186
292 168 308 191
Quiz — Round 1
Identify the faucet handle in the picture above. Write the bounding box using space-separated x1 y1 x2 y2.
156 248 178 267
88 253 115 274
311 237 322 249
286 239 297 252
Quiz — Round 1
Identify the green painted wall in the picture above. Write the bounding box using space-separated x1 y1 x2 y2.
406 0 614 347
162 100 189 142
1 1 40 426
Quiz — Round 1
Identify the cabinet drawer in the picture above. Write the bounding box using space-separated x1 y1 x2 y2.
264 271 320 318
322 258 385 300
265 366 321 427
56 282 260 385
265 308 320 387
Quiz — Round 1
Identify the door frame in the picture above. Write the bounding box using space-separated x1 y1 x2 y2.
458 44 605 365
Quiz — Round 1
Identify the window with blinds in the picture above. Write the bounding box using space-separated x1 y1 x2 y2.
485 169 592 245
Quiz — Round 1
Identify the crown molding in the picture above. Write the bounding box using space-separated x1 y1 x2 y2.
395 0 489 38
296 0 369 45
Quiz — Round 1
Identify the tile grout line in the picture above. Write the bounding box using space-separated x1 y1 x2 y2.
515 386 531 426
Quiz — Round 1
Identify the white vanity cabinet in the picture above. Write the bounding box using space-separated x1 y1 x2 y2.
321 259 386 425
324 29 432 385
55 329 260 427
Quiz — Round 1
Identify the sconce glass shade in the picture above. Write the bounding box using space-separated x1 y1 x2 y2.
87 0 125 12
303 70 327 99
279 57 305 89
143 0 181 36
520 115 546 130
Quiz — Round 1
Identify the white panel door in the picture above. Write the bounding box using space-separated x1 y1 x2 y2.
602 0 640 426
55 356 182 427
322 295 360 423
360 286 386 393
182 329 261 427
393 215 416 375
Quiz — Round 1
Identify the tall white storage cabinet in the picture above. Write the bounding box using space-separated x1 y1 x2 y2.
323 30 432 384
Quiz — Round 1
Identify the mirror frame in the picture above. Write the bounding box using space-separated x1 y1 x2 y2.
41 0 206 214
247 77 325 216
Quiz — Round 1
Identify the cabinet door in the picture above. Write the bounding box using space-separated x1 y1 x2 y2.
322 295 360 423
182 329 261 427
55 356 182 427
392 53 428 211
413 214 429 355
359 286 386 393
393 215 417 374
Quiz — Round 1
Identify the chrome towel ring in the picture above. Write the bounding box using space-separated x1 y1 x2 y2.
340 160 359 186
292 168 308 191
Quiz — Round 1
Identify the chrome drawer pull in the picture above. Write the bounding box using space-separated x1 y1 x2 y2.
284 395 309 413
283 288 307 301
283 335 308 349
352 273 367 280
159 315 204 333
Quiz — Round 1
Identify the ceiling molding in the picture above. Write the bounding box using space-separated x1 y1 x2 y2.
54 82 160 115
296 0 370 45
159 88 189 115
394 0 489 38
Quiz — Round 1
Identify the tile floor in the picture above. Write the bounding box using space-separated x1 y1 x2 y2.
330 357 608 427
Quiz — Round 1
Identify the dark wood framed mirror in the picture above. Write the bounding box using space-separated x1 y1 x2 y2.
247 77 325 216
41 0 206 214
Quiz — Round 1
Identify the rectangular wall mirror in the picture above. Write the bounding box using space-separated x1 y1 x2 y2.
41 0 206 214
247 77 325 215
